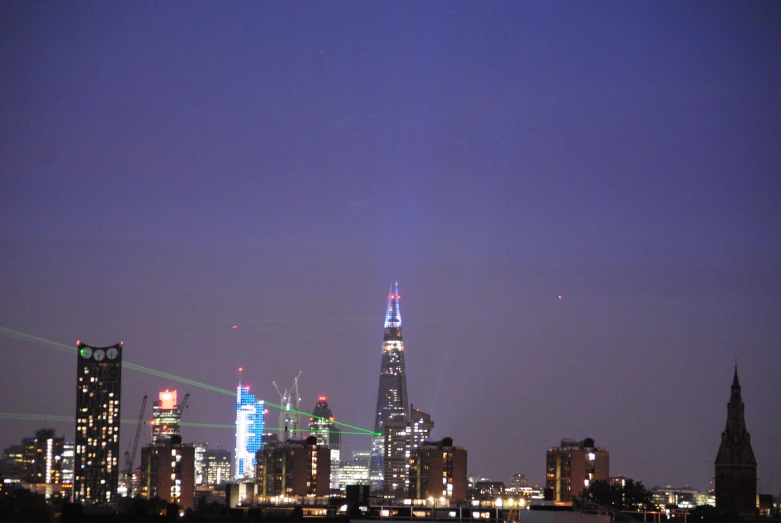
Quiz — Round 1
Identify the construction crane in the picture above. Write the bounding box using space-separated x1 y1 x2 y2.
124 395 147 476
273 372 302 441
178 392 190 420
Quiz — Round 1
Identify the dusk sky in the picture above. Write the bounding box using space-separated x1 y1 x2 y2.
1 2 780 491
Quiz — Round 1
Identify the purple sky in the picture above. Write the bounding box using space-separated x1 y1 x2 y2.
1 2 780 491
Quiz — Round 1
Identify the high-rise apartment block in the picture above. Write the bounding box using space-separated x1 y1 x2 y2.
715 367 757 522
408 437 468 502
74 340 122 504
371 282 410 485
545 438 609 502
151 390 183 444
256 436 331 498
235 382 264 480
139 437 195 509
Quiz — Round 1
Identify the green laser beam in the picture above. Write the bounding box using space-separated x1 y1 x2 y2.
0 413 375 436
0 327 380 436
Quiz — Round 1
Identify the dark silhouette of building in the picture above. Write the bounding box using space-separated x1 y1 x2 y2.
371 282 410 485
74 340 122 504
408 437 468 502
255 436 330 498
545 438 609 503
715 366 757 522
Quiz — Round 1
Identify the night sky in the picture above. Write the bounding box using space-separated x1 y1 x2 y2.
1 2 780 492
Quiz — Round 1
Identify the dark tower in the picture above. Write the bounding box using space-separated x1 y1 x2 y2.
370 282 410 485
715 366 757 522
74 341 122 504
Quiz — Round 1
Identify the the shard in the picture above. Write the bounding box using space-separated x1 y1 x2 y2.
370 282 410 484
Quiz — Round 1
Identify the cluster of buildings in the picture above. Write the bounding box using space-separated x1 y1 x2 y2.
0 283 770 521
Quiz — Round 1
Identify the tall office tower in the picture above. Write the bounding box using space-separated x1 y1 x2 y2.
309 396 342 486
0 444 24 482
408 437 468 502
151 390 182 444
715 366 757 522
74 341 122 504
194 443 206 486
381 408 435 499
202 448 231 486
62 442 75 485
22 429 64 484
371 282 410 485
545 438 609 502
235 382 264 480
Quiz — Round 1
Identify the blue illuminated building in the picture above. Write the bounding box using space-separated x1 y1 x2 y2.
235 382 264 480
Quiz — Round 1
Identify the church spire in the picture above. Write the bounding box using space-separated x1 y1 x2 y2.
715 366 757 521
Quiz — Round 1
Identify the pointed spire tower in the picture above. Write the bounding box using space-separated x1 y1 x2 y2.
370 282 410 484
715 365 757 522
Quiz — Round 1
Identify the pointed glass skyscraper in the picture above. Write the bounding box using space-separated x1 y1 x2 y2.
370 282 410 484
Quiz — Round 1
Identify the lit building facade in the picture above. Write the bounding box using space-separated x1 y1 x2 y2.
139 437 195 509
22 429 64 485
545 438 609 503
715 367 757 522
74 340 122 504
203 448 231 486
256 436 330 498
194 443 206 486
152 390 182 444
308 396 341 487
334 450 370 490
382 408 434 499
408 437 468 502
371 282 410 485
62 442 74 485
235 383 264 480
0 444 24 482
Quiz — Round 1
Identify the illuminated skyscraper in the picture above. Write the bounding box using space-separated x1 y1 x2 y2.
309 396 341 487
235 381 264 480
74 340 122 504
151 390 182 444
371 282 410 485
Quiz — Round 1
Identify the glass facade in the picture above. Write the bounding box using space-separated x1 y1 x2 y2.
371 282 410 485
235 385 264 480
151 390 181 444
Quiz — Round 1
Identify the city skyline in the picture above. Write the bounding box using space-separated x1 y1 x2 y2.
1 2 780 494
